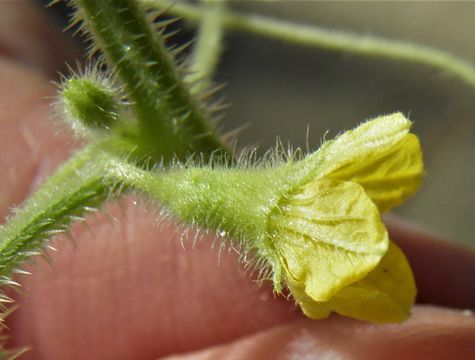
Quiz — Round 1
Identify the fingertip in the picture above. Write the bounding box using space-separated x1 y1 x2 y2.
165 306 475 360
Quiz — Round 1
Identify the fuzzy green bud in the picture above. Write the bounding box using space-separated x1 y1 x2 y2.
61 77 120 134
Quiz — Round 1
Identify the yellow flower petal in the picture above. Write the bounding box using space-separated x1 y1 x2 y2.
287 282 332 320
291 241 416 323
268 178 388 302
307 113 412 179
297 113 423 212
329 134 424 212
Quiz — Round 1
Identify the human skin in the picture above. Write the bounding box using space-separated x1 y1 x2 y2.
1 3 475 359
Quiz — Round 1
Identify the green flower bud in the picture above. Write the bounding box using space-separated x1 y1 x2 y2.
60 76 120 135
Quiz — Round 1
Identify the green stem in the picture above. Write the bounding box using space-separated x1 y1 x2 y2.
0 146 273 278
75 0 228 160
101 158 294 251
186 0 226 95
0 145 108 276
0 122 180 277
154 1 475 88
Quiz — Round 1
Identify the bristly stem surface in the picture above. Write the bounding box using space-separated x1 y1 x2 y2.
76 0 228 161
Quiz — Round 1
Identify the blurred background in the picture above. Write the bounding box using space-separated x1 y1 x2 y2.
5 1 475 245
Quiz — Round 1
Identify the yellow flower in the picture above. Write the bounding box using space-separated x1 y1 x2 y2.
267 113 423 323
143 112 423 323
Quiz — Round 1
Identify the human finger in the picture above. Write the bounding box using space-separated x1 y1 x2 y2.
164 306 475 360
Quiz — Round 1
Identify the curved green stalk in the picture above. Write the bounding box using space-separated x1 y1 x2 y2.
0 122 161 280
186 0 226 95
74 0 228 160
153 1 475 89
0 143 119 359
0 144 109 277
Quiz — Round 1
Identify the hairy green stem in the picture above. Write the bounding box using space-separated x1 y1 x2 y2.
186 0 226 95
154 1 475 88
0 145 108 276
0 148 277 278
103 158 290 246
0 122 184 279
75 0 228 160
0 125 153 274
